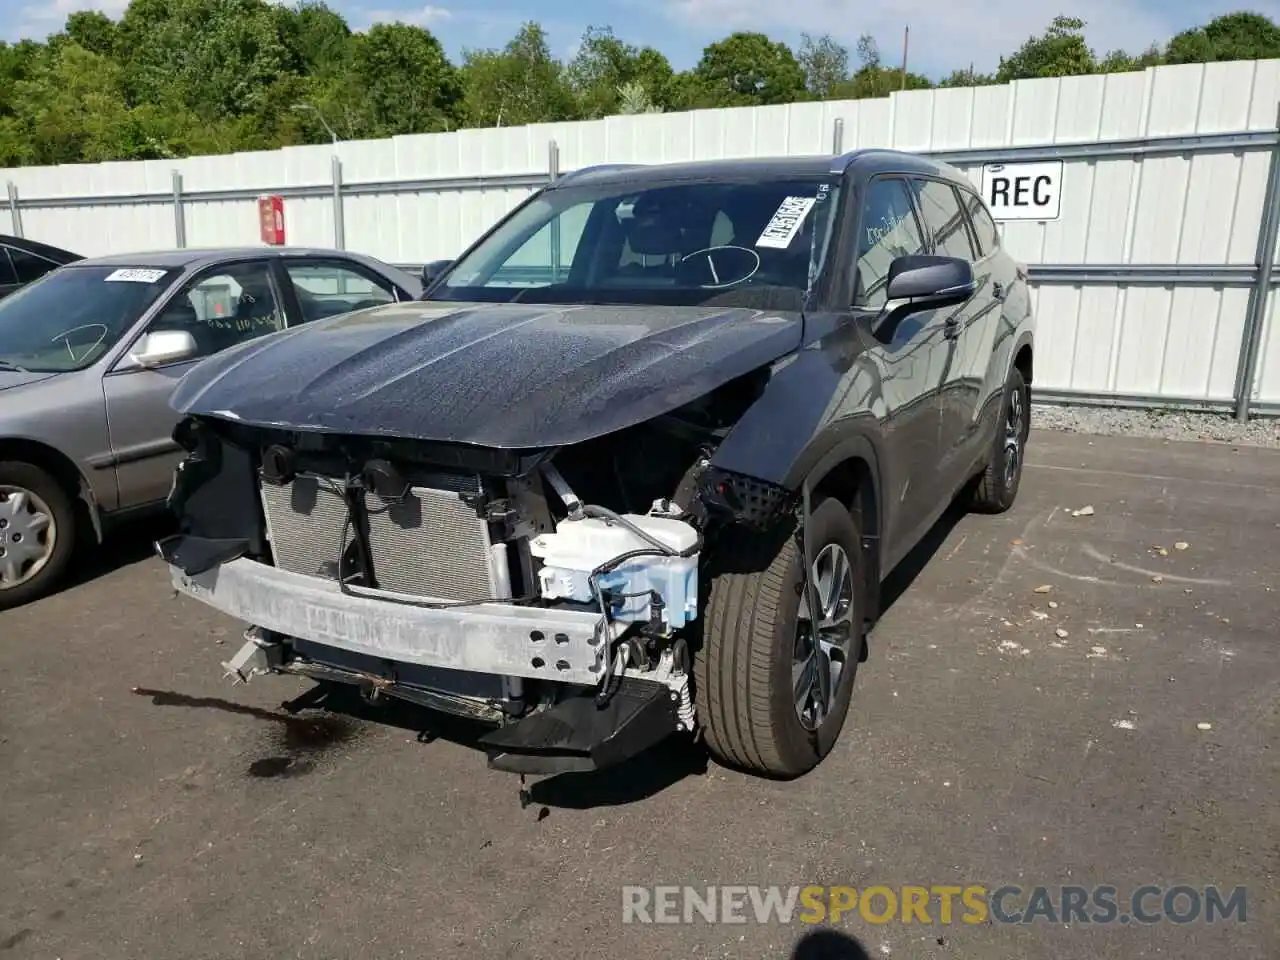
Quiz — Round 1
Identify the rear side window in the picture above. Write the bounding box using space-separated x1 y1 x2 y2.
8 246 59 284
855 177 926 308
911 179 976 261
961 190 1001 258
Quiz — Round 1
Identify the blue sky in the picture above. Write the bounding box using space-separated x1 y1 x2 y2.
5 0 1280 79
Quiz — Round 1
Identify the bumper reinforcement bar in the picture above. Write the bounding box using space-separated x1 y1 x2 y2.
170 558 613 686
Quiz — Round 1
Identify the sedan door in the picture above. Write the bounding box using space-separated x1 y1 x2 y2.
101 259 289 510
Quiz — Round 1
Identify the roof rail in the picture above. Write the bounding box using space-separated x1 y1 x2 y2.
553 163 643 184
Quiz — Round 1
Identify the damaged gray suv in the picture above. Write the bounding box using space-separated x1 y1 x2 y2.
162 151 1035 779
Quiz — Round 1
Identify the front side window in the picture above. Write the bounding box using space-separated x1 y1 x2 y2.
284 261 396 323
144 262 285 362
855 177 926 309
8 247 60 285
0 249 18 286
432 176 841 311
0 265 176 372
912 179 976 261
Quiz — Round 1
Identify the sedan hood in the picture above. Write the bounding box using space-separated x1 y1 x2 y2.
0 369 59 393
171 301 803 448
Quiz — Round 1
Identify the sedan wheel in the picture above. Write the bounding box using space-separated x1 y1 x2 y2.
0 485 56 588
0 461 78 611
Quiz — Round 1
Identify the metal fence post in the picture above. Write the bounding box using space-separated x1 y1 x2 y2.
548 139 561 279
832 117 844 155
1233 106 1280 422
6 182 23 238
331 155 345 250
172 171 186 248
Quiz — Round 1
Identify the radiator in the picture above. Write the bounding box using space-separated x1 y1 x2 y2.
259 473 498 602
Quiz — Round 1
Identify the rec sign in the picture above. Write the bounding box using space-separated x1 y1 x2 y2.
980 161 1062 221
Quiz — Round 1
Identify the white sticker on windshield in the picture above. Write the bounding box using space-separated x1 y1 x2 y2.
755 196 817 249
104 268 167 283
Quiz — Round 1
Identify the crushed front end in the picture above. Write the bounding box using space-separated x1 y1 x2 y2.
160 411 787 776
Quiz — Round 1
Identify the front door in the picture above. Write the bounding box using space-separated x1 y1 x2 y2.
849 175 950 552
102 260 289 509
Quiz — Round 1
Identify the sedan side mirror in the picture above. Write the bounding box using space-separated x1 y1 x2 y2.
873 255 975 341
130 329 198 368
421 259 452 290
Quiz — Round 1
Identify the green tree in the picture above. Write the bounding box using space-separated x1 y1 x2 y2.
685 32 807 107
567 26 673 118
1166 12 1280 64
1098 45 1163 73
114 0 301 125
461 22 578 127
996 15 1096 81
797 33 850 98
830 34 930 99
62 11 119 58
343 23 462 136
938 66 996 87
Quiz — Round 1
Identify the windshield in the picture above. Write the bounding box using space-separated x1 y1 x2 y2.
431 175 840 311
0 265 176 373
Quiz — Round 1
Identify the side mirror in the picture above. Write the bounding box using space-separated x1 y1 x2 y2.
130 329 198 368
421 259 452 290
873 255 975 341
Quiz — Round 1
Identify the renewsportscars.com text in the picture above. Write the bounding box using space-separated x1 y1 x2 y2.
621 884 1247 926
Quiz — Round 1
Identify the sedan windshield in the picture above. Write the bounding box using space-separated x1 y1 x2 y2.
431 175 840 310
0 265 176 373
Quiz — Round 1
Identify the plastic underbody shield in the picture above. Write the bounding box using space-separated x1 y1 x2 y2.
478 678 680 775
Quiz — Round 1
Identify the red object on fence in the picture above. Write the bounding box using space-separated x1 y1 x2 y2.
258 195 285 246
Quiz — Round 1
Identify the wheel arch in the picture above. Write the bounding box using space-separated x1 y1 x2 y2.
1013 332 1033 385
0 437 103 543
799 432 885 635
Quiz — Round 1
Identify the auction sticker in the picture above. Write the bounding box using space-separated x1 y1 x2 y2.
756 196 817 249
105 268 168 283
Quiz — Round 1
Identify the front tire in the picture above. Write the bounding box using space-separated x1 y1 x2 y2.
695 497 865 778
0 461 77 611
970 365 1030 514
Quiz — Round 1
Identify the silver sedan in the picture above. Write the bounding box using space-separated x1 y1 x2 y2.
0 246 423 609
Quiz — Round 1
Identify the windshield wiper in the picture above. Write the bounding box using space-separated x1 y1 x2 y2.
0 359 31 372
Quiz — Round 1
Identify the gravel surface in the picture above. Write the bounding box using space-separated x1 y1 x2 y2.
1032 403 1280 448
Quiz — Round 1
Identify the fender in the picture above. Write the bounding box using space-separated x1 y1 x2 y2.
0 434 105 543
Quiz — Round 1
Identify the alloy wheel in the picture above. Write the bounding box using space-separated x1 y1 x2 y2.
793 542 856 731
1004 384 1026 487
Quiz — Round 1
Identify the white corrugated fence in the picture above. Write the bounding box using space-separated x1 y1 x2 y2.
4 59 1280 418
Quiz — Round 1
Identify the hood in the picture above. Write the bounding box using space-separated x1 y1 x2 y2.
170 301 803 448
0 369 59 393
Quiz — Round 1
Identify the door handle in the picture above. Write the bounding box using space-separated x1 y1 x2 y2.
944 316 961 340
992 281 1006 301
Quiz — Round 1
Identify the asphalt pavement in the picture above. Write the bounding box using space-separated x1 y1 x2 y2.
1 430 1276 959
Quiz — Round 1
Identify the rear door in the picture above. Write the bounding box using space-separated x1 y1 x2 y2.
909 177 986 487
102 259 289 509
960 189 1020 429
848 175 950 550
276 257 400 324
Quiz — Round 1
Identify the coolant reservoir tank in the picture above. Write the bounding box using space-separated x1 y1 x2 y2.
529 514 700 629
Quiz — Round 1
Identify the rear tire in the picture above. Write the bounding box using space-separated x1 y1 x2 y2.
0 461 77 611
970 365 1030 514
695 497 865 778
